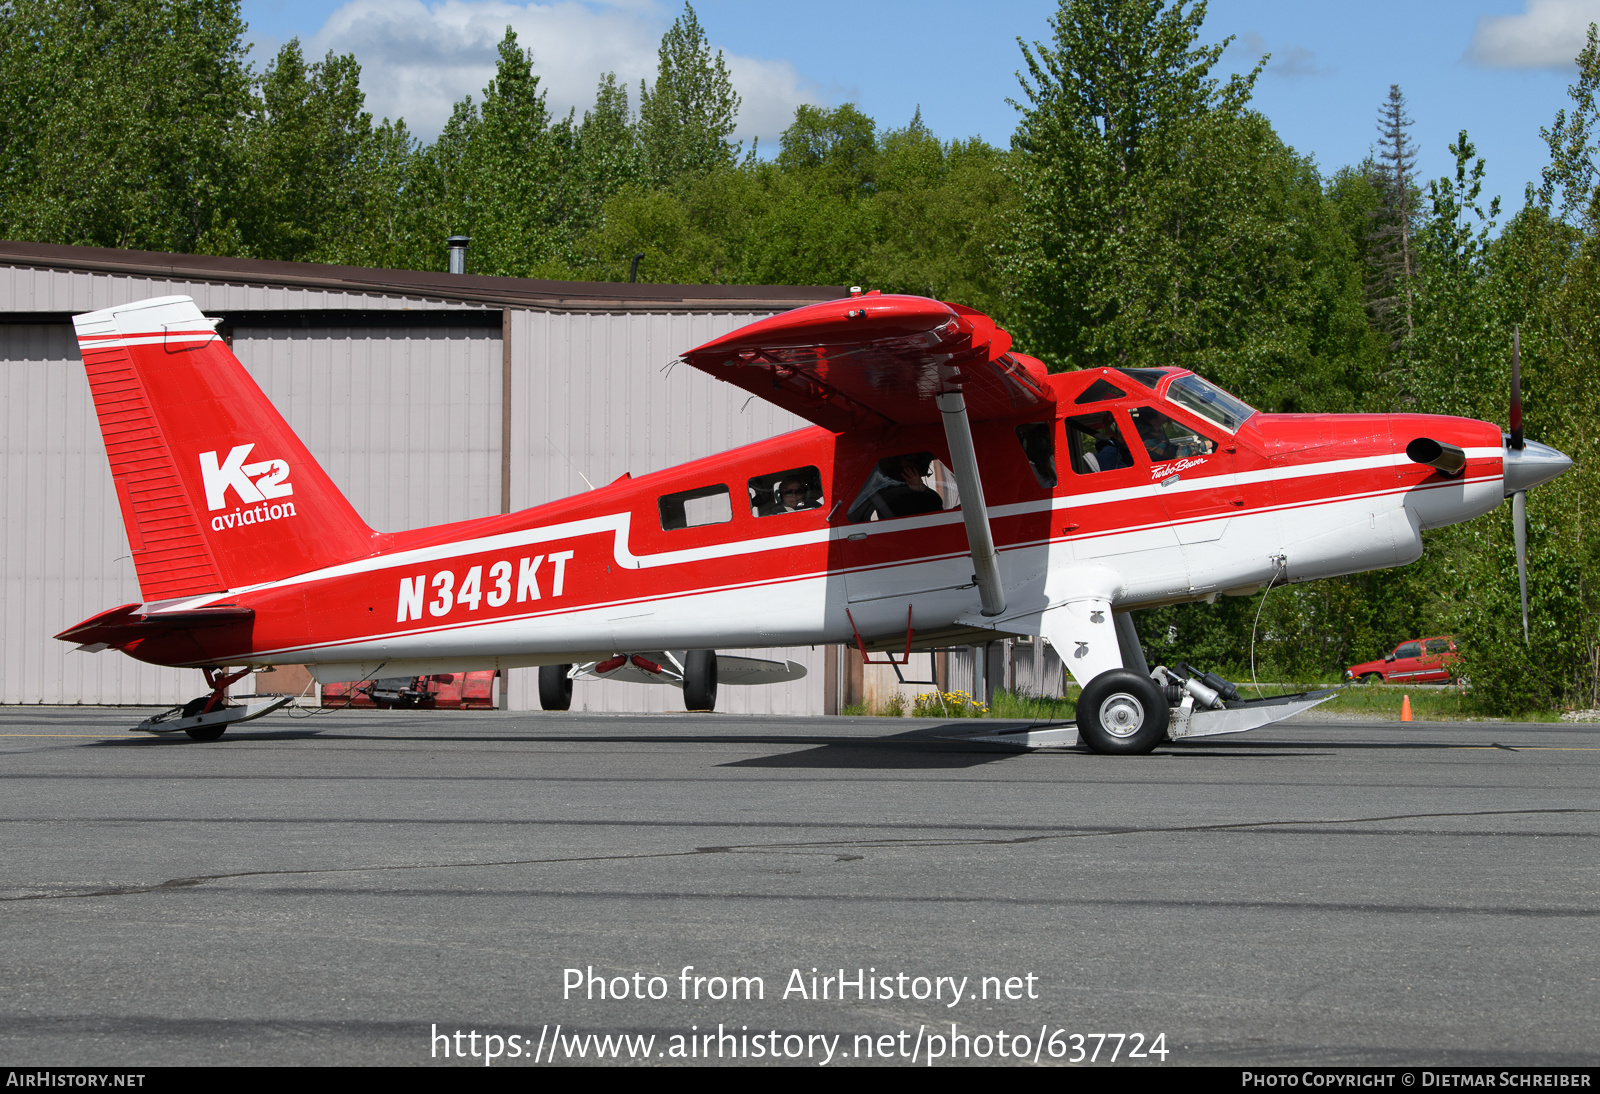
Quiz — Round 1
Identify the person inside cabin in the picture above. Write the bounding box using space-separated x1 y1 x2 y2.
847 453 946 521
1095 429 1131 471
761 477 819 515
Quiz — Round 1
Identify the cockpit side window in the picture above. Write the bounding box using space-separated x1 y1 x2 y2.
1127 405 1217 463
1064 412 1134 475
1014 423 1057 489
1164 373 1256 433
846 452 959 522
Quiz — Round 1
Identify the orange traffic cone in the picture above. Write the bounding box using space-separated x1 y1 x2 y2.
1400 694 1413 722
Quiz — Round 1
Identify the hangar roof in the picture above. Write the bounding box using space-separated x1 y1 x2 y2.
0 240 845 315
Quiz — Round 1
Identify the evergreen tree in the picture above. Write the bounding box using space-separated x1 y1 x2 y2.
1367 84 1419 351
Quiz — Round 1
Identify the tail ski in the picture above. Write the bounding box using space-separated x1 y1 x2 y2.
73 296 379 602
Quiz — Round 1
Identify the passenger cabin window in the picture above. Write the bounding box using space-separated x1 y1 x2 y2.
750 466 824 517
659 484 732 530
847 452 959 522
1128 405 1217 463
1065 412 1134 475
1425 638 1452 654
1014 423 1057 489
1394 642 1421 659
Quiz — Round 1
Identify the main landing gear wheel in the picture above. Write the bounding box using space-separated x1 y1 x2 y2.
180 697 228 741
1076 669 1169 755
538 664 574 711
683 650 718 712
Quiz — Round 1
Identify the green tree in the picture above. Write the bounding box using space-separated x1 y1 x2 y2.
1003 0 1262 370
1536 21 1600 228
239 39 373 262
1367 85 1420 351
637 3 740 189
462 27 563 276
0 0 252 253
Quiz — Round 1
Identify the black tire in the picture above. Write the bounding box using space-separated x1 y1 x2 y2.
1362 673 1383 684
1076 669 1169 755
683 650 718 712
538 664 574 711
181 697 227 742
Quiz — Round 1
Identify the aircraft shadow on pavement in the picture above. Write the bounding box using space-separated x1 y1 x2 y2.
719 722 1059 770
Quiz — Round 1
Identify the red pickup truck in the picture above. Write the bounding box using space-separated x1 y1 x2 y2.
1346 637 1458 684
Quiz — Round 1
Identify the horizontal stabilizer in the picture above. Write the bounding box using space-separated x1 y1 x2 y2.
55 603 254 650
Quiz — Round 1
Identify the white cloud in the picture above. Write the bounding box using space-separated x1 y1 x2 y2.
305 0 823 146
1467 0 1600 69
1226 33 1330 80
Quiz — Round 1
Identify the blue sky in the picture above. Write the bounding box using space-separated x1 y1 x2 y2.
239 0 1600 215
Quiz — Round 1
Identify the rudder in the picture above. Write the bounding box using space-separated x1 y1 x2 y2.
74 296 379 602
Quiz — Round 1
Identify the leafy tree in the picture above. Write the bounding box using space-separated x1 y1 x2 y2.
0 0 252 253
1405 130 1502 418
1536 21 1600 228
637 3 740 188
239 39 373 262
1003 0 1263 371
460 28 563 276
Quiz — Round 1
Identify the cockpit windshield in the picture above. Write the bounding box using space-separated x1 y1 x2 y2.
1165 374 1256 433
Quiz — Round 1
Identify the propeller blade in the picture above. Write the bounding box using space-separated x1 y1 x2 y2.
1509 325 1524 451
1513 489 1529 644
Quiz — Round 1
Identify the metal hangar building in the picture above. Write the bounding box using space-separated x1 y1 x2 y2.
0 240 857 714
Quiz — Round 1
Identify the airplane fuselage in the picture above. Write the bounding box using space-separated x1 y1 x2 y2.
114 367 1510 684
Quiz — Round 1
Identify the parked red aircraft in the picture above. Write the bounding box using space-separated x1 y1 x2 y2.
55 293 1570 752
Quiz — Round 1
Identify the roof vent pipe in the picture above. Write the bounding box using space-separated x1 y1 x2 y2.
446 235 471 275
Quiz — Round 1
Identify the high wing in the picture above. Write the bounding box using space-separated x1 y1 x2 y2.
681 293 1053 432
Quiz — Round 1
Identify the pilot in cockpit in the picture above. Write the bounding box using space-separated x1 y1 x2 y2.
847 453 946 521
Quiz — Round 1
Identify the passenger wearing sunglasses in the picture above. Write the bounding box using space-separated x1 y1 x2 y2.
760 478 819 516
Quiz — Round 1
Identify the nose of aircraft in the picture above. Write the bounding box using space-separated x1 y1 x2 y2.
1503 439 1572 496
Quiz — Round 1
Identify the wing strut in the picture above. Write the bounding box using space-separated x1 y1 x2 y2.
936 389 1006 617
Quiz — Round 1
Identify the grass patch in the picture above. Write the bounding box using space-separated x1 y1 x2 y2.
987 688 1079 721
1312 684 1559 722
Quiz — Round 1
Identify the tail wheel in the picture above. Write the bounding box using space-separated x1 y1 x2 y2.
1076 669 1169 755
683 650 718 712
538 664 574 711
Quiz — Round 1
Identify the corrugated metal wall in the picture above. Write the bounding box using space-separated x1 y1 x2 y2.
0 324 193 703
1 275 829 712
504 309 825 715
236 326 502 534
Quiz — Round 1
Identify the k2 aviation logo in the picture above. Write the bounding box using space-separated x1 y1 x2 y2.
199 443 297 531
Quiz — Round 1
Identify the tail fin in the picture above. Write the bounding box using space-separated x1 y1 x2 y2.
74 296 379 602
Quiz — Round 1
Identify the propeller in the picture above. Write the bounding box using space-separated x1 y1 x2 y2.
1498 326 1573 645
1509 326 1529 644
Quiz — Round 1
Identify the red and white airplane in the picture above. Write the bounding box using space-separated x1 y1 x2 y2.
55 292 1570 752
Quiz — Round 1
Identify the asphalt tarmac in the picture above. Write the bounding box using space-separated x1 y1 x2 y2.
1 705 1596 1068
